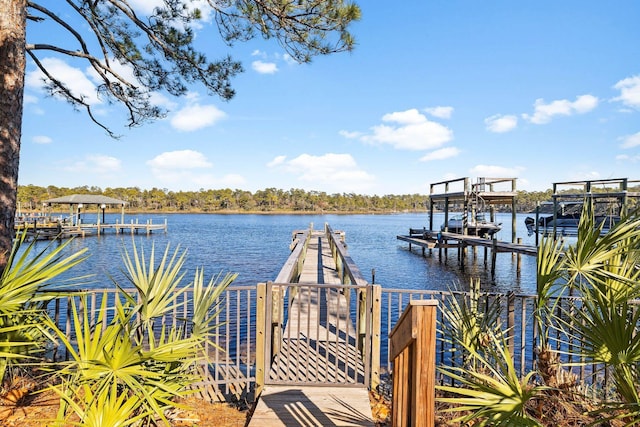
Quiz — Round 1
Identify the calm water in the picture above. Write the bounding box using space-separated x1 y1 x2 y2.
31 212 540 295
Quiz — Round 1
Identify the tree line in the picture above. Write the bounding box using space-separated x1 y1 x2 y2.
18 184 560 214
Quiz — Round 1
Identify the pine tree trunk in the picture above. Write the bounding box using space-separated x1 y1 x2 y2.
0 0 27 270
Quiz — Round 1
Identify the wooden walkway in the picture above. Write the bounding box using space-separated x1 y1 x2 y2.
249 230 375 426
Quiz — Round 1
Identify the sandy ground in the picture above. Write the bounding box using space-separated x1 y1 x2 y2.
1 388 391 426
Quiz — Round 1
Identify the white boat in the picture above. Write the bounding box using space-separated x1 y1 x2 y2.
524 202 620 236
441 214 502 237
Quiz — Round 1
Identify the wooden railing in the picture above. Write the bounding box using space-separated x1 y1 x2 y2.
325 223 368 286
389 300 438 427
41 284 615 406
325 223 381 390
274 228 311 283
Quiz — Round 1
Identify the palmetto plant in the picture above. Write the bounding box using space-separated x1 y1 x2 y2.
190 269 238 352
439 278 504 370
437 279 547 425
0 232 88 384
437 332 549 426
48 295 200 426
553 207 640 423
48 240 235 426
118 242 190 343
437 204 640 424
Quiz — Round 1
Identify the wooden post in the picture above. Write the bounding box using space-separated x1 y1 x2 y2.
389 300 438 427
507 292 515 356
516 237 522 276
272 286 282 357
371 284 382 392
256 283 266 396
491 238 498 280
357 288 367 354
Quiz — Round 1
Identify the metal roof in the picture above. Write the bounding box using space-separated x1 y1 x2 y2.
44 194 127 205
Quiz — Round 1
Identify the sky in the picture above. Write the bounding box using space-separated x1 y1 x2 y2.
18 1 640 195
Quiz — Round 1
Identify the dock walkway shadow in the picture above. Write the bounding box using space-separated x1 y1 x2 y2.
248 387 375 427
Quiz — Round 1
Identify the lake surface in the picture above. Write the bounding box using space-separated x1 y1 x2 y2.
31 212 540 295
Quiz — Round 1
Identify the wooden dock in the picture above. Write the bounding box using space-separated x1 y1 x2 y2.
16 219 167 240
398 228 537 256
397 228 537 279
249 225 376 426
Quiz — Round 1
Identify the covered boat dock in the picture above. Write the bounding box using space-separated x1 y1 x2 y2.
15 194 167 239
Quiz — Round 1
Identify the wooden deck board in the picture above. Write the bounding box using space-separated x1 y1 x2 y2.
249 386 375 427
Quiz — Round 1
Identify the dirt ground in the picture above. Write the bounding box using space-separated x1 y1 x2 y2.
0 390 248 427
1 388 392 427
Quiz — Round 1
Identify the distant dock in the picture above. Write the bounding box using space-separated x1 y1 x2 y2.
16 218 167 240
397 227 536 278
16 193 167 240
398 177 534 278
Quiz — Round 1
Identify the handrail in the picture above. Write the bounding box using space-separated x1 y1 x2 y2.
324 223 367 286
389 300 438 427
273 228 311 283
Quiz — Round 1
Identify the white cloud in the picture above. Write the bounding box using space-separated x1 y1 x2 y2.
339 130 362 139
33 135 52 144
485 114 518 133
151 171 246 190
424 106 453 119
620 131 640 149
252 60 278 74
469 164 524 177
419 147 460 162
282 53 298 66
26 58 100 105
216 174 246 187
147 150 212 170
170 103 226 131
87 57 137 86
128 0 163 15
23 94 38 104
617 154 640 162
522 94 598 124
145 151 247 189
149 91 176 109
613 75 640 109
381 109 426 125
272 153 375 192
569 171 601 181
360 109 453 151
146 150 239 190
128 0 214 23
267 155 286 167
63 155 121 174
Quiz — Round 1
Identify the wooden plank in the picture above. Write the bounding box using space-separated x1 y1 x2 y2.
249 386 375 427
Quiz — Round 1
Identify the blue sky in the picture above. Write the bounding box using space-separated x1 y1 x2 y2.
19 1 640 195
